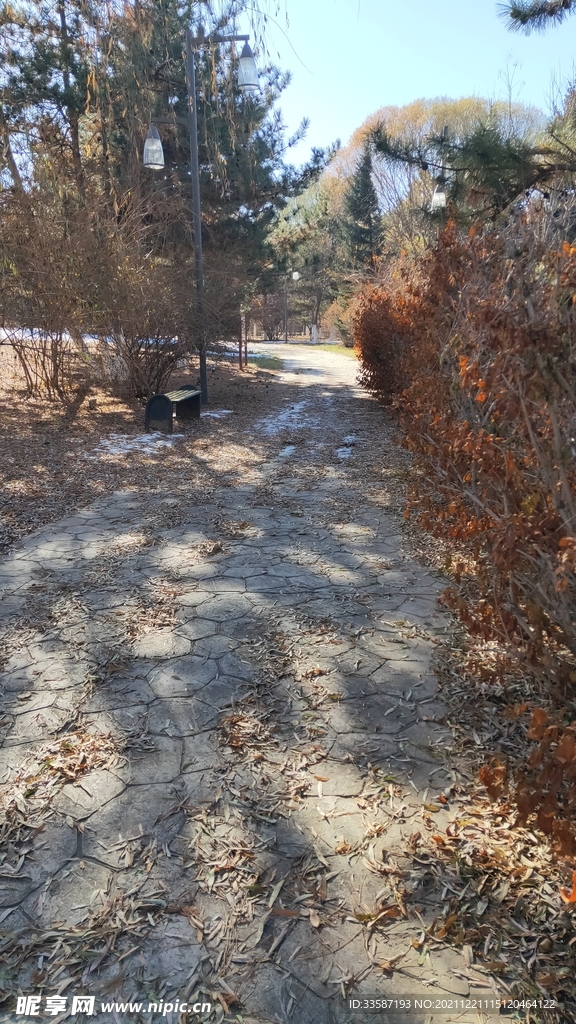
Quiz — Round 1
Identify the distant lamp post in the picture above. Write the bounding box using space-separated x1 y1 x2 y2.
143 27 259 404
284 271 300 343
143 124 164 170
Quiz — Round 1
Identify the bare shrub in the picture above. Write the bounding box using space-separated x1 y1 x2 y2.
0 177 197 399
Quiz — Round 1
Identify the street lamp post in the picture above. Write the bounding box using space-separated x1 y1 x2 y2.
284 274 288 343
143 26 259 404
283 270 300 343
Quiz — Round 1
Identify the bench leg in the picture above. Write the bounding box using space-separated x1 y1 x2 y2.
176 395 201 420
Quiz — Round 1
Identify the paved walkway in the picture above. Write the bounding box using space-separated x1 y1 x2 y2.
0 348 485 1023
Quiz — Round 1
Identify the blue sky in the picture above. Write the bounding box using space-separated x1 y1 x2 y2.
247 0 576 166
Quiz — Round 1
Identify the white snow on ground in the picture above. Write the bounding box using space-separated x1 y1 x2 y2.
252 400 310 437
215 344 274 358
201 409 233 419
278 445 296 458
342 434 357 444
336 447 353 459
86 433 184 458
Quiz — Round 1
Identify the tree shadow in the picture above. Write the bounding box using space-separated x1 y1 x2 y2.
0 365 471 1024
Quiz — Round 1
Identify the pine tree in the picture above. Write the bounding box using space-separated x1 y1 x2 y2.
0 0 98 192
0 0 321 393
372 110 576 223
344 144 380 269
499 0 576 32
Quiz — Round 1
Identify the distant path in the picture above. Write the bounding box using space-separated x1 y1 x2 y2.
0 346 471 1024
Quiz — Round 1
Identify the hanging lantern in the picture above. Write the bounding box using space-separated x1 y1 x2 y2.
431 183 447 211
143 124 164 170
237 42 259 94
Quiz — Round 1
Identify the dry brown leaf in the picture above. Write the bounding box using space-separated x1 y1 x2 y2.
560 869 576 903
378 952 406 973
335 838 352 855
367 906 403 930
435 912 459 939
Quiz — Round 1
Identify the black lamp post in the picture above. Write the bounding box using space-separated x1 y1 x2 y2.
143 27 259 404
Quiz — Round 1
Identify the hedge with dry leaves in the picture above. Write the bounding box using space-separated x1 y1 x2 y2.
354 216 576 690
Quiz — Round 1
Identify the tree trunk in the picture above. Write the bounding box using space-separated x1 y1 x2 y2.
58 1 85 194
0 105 24 191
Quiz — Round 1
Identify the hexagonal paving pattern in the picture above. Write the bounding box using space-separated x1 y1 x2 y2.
0 344 468 1023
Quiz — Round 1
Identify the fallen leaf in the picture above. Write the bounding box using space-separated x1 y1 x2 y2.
504 703 529 719
268 876 286 908
560 869 576 903
369 906 402 928
379 951 406 973
527 708 548 740
435 913 458 939
335 839 352 854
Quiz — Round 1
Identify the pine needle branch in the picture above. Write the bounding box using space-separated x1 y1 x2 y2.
498 0 576 33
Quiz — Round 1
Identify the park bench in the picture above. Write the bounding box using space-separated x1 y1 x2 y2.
145 384 201 434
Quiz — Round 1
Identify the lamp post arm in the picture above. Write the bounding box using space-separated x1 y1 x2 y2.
185 26 208 405
190 32 249 47
151 116 190 127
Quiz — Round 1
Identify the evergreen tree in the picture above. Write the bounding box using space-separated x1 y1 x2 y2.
344 144 380 268
0 0 98 192
372 110 575 223
270 163 346 335
0 0 320 392
500 0 576 32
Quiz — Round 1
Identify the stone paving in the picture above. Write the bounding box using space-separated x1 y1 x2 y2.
0 348 496 1024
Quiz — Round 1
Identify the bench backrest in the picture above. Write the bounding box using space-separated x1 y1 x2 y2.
145 393 173 433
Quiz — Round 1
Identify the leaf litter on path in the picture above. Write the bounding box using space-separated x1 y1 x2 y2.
1 347 574 1020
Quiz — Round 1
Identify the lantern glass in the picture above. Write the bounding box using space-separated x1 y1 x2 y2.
431 185 446 211
143 125 164 170
238 42 259 94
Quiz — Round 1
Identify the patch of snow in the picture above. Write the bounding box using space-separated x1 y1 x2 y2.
253 400 309 437
342 434 357 444
278 445 296 458
216 344 272 357
201 409 233 419
86 432 185 458
336 447 353 459
0 326 81 346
